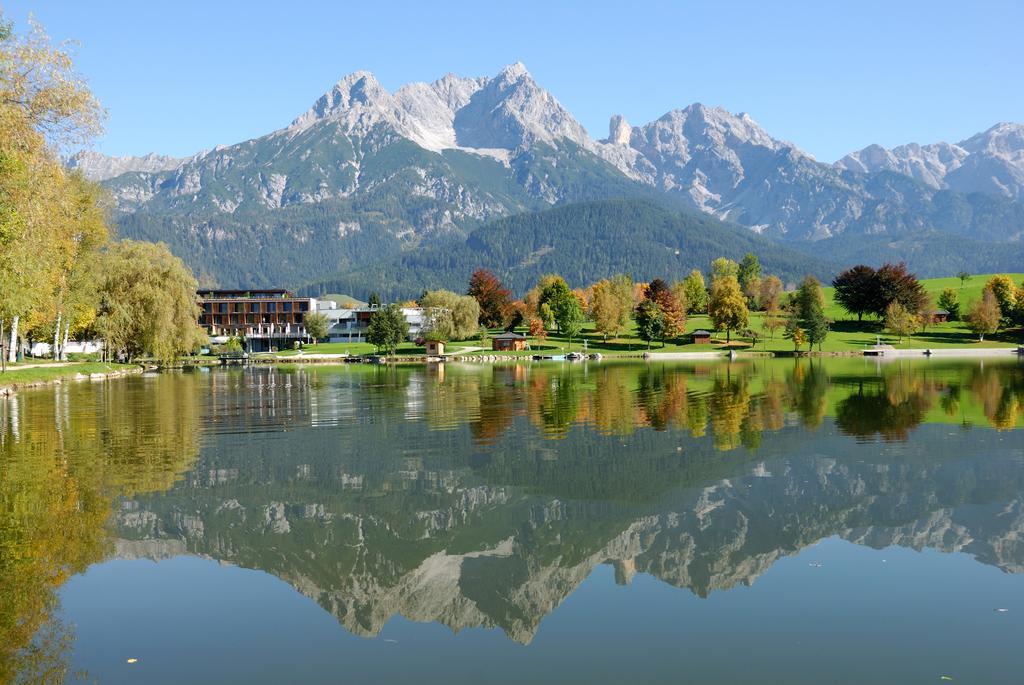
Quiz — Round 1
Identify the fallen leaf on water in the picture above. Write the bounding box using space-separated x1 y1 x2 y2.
126 658 138 664
939 676 954 681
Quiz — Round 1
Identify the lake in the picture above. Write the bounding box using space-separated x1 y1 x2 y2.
2 358 1024 684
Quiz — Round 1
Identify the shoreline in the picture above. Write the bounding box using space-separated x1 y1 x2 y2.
0 363 145 395
170 345 1024 368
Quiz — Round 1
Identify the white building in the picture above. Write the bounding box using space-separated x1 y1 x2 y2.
316 301 425 343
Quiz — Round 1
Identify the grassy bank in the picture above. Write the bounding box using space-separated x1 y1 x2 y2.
229 273 1024 361
0 362 140 391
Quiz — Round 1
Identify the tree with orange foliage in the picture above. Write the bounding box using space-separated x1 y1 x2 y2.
467 268 512 329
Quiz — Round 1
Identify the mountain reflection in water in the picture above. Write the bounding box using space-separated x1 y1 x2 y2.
2 358 1023 680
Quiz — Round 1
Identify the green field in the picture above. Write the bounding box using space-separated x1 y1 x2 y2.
251 274 1024 359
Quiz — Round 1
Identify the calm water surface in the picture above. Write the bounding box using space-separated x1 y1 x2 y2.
2 358 1024 684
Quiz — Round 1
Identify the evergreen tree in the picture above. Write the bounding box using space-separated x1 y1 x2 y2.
936 288 960 321
795 276 829 351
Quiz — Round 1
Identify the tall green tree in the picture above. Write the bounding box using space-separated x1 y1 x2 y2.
95 240 202 363
681 269 708 314
554 295 585 350
936 288 960 321
303 311 329 342
366 303 409 355
794 276 829 351
738 253 762 306
634 299 665 349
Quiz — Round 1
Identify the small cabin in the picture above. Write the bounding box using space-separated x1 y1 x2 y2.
425 340 446 357
492 331 528 351
932 309 950 323
691 330 712 344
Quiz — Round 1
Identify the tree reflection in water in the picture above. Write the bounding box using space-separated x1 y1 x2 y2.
1 359 1023 673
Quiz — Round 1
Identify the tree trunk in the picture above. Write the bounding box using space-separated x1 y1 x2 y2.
727 328 731 343
1 319 6 373
53 312 62 360
7 316 18 363
60 323 70 361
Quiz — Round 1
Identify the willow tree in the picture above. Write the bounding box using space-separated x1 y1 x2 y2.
95 240 202 363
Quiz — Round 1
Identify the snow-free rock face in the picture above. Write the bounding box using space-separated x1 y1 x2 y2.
837 123 1024 201
67 150 186 181
80 63 1024 288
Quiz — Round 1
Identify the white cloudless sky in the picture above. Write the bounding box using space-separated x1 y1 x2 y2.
5 0 1022 161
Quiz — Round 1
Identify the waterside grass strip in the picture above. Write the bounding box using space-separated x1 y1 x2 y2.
0 363 143 395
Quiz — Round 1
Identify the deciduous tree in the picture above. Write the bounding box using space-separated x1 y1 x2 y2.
884 301 919 344
967 289 1001 342
95 240 202 363
681 270 708 314
634 299 665 349
303 311 329 342
708 275 748 343
366 303 409 355
467 268 512 328
832 265 876 321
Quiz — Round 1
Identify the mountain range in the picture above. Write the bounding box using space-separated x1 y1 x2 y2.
73 63 1024 295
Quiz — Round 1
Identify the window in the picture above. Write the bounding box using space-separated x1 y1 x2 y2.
299 302 309 312
219 303 228 313
251 303 260 313
283 302 293 313
266 302 276 313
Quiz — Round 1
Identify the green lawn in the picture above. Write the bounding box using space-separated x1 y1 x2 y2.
252 274 1024 360
0 362 139 388
467 273 1024 356
821 272 1024 320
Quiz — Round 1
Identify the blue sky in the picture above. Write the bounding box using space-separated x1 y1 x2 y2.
6 0 1022 161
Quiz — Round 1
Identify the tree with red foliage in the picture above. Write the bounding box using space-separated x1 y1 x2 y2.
874 262 927 317
644 278 687 341
832 264 876 321
468 269 512 329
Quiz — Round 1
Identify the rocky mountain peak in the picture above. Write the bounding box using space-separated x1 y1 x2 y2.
495 61 530 83
290 70 392 130
607 115 633 146
66 150 186 182
960 122 1024 157
453 62 591 150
